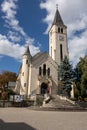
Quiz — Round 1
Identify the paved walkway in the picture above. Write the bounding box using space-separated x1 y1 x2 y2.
0 108 87 130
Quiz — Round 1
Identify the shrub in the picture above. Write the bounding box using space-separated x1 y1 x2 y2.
1 91 8 100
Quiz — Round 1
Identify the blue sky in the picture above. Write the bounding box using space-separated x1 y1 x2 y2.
0 0 87 74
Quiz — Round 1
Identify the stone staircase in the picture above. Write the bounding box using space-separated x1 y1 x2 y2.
28 95 86 111
42 95 77 108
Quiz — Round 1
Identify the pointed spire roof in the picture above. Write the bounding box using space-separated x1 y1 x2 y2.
52 5 64 26
23 46 31 56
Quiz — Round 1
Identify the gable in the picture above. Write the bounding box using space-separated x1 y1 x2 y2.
32 52 58 70
32 52 49 67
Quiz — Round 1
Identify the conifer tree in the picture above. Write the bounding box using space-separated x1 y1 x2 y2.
59 56 74 97
76 55 87 97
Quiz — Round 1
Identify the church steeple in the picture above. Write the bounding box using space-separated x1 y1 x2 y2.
23 46 31 56
49 5 68 65
23 46 32 63
52 5 64 26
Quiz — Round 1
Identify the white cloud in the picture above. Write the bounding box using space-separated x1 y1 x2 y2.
1 0 18 27
1 0 32 38
0 0 40 59
40 0 87 66
40 0 59 34
0 34 25 59
7 31 21 42
0 34 40 59
69 31 87 66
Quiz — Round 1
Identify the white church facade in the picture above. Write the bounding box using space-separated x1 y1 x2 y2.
15 7 69 98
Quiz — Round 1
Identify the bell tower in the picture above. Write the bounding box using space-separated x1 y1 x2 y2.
49 5 69 65
21 46 32 96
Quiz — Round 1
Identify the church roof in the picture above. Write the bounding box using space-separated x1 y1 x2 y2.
52 7 64 26
32 52 58 68
32 52 47 62
32 52 49 66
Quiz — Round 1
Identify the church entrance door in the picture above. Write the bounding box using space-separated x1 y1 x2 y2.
41 83 48 95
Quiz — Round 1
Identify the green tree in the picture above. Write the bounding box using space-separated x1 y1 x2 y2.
75 55 87 98
59 56 74 97
81 72 87 97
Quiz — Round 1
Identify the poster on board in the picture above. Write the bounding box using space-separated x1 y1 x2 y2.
14 95 24 102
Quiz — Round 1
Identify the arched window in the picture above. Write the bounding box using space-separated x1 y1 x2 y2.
22 72 24 76
39 67 42 76
43 64 46 76
51 46 52 57
58 27 60 33
48 68 50 76
54 49 56 60
26 60 28 64
24 83 26 87
61 28 63 33
60 44 63 61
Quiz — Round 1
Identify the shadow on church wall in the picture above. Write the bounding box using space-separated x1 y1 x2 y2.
0 119 37 130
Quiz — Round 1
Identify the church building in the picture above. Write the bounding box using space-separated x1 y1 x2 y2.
15 6 69 98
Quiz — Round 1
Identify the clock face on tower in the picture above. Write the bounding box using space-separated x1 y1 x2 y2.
59 35 64 41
